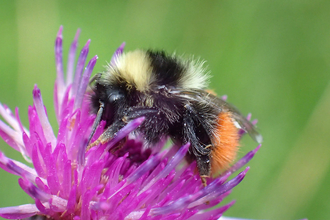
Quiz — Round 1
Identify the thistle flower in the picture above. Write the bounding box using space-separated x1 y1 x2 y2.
0 26 260 220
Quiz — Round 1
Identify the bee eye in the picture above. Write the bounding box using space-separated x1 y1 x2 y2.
108 90 125 103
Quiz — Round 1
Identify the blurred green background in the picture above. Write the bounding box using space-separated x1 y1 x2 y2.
0 1 329 219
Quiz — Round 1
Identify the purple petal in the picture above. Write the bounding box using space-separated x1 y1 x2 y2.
141 143 190 193
0 120 20 151
18 178 50 202
33 85 56 149
221 145 260 177
201 167 249 201
126 153 161 184
246 113 252 121
0 204 39 219
66 170 78 213
138 171 176 209
44 144 61 195
57 116 69 145
31 142 47 178
60 159 72 198
35 177 51 195
80 160 104 194
150 194 198 216
35 200 51 216
187 173 231 208
54 144 71 197
0 151 38 182
74 55 98 109
15 107 27 133
110 42 125 66
153 168 248 216
0 103 21 132
49 196 68 212
66 29 81 85
103 117 145 153
66 110 83 154
188 201 235 220
80 190 92 220
104 153 128 188
0 105 28 158
157 143 189 178
72 39 91 97
55 26 64 91
113 178 145 217
102 154 160 205
53 82 60 121
58 84 73 123
22 132 33 158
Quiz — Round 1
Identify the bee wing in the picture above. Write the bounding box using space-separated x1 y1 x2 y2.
173 89 263 144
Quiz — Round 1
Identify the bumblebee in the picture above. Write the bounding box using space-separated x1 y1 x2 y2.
88 49 262 185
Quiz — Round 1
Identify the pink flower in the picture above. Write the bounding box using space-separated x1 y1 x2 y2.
0 26 260 220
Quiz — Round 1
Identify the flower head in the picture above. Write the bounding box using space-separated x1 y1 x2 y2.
0 26 260 220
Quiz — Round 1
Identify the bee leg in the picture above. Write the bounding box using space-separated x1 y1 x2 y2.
88 107 158 152
124 107 163 144
87 119 125 151
182 107 212 186
86 101 104 150
195 154 211 186
200 175 208 187
196 154 212 204
205 144 212 149
124 107 159 121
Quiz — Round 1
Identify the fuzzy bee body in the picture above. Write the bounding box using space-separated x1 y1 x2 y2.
89 49 262 181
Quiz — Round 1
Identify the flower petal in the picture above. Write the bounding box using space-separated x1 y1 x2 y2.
33 85 56 150
55 26 64 93
221 145 260 177
66 29 81 86
0 204 39 219
110 42 125 66
72 39 91 98
188 201 235 220
74 55 98 109
0 151 38 182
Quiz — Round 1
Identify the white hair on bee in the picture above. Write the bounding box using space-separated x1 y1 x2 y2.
100 50 210 92
178 55 210 90
113 50 152 91
100 50 151 91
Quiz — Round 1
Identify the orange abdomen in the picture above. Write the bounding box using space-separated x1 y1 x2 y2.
211 112 239 175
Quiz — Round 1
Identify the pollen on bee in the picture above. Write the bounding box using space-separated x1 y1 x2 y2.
211 112 239 175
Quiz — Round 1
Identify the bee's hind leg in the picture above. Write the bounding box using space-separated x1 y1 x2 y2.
195 154 212 186
182 104 212 186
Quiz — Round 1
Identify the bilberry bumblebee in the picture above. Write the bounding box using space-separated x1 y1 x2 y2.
87 49 262 185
